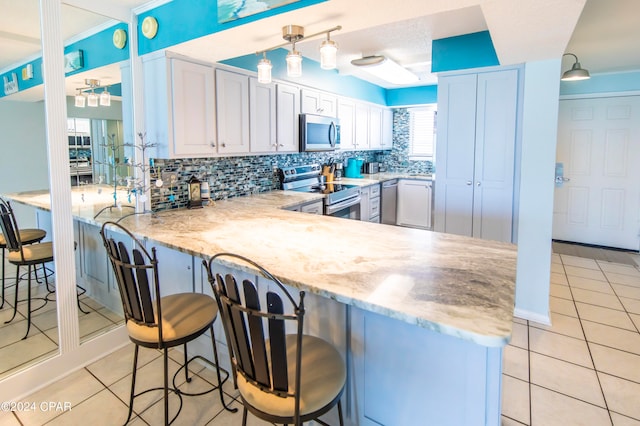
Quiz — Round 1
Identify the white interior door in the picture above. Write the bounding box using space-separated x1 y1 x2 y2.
553 96 640 251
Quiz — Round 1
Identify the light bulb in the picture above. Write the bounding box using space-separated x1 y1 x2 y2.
75 93 86 108
87 91 98 107
100 89 111 106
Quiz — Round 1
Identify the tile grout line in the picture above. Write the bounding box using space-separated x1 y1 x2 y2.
561 256 613 425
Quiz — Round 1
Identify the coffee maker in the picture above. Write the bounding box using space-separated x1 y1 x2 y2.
334 162 343 181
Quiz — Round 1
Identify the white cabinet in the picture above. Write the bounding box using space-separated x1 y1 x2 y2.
143 54 216 158
276 83 301 153
285 199 323 214
368 106 383 150
249 78 277 153
397 179 432 229
434 69 518 243
153 244 195 295
215 69 250 155
360 184 381 222
355 103 370 150
381 108 393 149
337 98 356 150
301 88 337 117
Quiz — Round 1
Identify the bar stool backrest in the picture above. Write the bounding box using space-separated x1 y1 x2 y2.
100 221 164 343
206 253 306 421
0 199 23 253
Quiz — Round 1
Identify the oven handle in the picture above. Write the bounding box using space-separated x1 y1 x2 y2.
325 195 361 215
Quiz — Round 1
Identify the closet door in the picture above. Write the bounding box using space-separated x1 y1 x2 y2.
472 70 518 242
434 74 477 236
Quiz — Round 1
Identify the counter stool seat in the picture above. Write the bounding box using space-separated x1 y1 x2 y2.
1 228 47 309
7 241 53 265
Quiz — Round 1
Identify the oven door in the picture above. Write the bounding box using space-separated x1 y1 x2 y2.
325 195 361 220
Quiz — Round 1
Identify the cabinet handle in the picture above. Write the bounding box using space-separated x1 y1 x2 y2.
222 142 226 148
476 181 481 187
279 143 284 147
466 180 472 185
210 142 216 147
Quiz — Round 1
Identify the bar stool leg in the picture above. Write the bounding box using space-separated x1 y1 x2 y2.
210 326 236 413
23 265 32 340
1 247 5 309
163 349 170 426
183 343 191 383
5 266 20 325
125 345 139 424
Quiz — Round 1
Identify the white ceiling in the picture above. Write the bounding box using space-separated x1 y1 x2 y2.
1 0 639 101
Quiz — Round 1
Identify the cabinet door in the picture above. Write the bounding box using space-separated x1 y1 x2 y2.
276 83 300 152
381 108 393 149
154 245 194 295
359 186 370 221
337 98 356 150
249 78 277 153
216 69 250 155
472 70 517 242
397 180 432 229
171 59 216 156
301 89 337 117
355 103 370 150
300 200 323 215
433 74 477 236
369 106 383 150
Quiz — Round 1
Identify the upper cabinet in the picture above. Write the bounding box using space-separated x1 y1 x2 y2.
276 82 301 153
381 108 393 149
338 97 391 152
143 54 216 158
249 78 277 153
216 69 250 155
301 88 337 117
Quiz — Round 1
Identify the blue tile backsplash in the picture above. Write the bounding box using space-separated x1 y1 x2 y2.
149 108 433 211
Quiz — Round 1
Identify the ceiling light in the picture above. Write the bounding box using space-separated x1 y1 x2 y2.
320 38 337 70
286 47 302 77
256 24 342 82
561 53 590 81
257 53 272 84
74 90 86 108
99 87 111 106
351 55 419 85
87 90 99 107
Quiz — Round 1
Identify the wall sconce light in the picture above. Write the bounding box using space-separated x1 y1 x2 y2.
561 53 590 81
256 24 342 83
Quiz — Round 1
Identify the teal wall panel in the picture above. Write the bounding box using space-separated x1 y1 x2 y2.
431 31 499 73
386 85 437 106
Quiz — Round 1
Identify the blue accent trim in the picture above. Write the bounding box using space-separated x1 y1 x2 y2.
221 48 387 105
560 71 640 96
0 22 129 99
386 85 437 106
431 31 499 73
137 0 327 56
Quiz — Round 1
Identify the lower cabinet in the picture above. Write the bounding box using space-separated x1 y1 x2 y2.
360 184 381 222
284 199 323 214
397 179 433 229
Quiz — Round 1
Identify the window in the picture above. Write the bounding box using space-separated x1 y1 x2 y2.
409 105 437 159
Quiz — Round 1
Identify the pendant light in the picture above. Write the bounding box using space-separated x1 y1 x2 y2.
87 89 99 107
75 89 86 108
286 45 303 77
320 36 338 70
561 53 590 81
99 86 111 106
255 24 341 83
257 52 272 84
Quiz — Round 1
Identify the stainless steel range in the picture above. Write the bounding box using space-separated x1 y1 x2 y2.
279 164 361 220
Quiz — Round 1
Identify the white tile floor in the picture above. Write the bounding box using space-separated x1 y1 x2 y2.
502 252 640 426
1 251 639 425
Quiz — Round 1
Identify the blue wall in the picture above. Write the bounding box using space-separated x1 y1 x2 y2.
431 31 499 73
0 22 128 99
386 85 437 106
560 71 640 96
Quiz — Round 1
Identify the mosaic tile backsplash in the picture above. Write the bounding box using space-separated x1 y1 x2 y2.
149 108 434 211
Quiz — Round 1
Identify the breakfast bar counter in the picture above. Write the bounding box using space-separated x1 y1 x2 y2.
4 186 516 425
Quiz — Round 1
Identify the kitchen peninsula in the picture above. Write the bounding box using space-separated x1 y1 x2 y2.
5 186 516 426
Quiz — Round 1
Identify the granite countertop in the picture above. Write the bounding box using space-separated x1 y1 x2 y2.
4 187 515 348
337 172 433 187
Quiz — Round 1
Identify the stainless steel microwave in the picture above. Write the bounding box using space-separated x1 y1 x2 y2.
299 113 340 152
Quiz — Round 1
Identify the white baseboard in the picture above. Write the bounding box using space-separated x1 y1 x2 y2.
513 308 551 326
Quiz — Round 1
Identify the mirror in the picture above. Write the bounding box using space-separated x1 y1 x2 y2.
0 0 59 380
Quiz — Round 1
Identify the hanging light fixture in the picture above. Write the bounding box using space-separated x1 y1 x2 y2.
561 53 590 81
99 86 111 106
257 52 272 84
286 45 303 77
255 24 342 83
75 89 86 108
320 35 338 70
87 89 99 107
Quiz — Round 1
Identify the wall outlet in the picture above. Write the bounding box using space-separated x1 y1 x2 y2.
161 172 178 186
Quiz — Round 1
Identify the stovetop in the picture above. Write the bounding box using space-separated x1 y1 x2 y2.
280 164 361 205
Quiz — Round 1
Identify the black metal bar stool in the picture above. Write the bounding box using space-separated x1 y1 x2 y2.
100 221 236 425
0 198 53 339
0 218 46 309
205 253 346 426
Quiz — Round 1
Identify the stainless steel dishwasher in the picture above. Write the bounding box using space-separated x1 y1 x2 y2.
381 179 398 225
